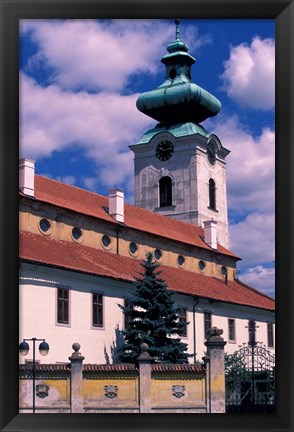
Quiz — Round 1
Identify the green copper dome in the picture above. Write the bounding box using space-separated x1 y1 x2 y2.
135 121 211 146
136 20 221 125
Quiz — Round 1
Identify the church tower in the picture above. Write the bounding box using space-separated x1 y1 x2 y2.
130 20 230 248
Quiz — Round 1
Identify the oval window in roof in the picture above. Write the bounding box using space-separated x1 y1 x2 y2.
72 227 83 242
129 242 138 256
39 218 51 235
177 255 185 267
154 249 162 261
101 235 112 249
221 266 227 277
199 260 206 271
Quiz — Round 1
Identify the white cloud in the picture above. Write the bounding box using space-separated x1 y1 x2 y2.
20 19 213 93
19 19 213 196
57 175 76 185
180 25 213 52
239 265 275 297
205 114 275 280
83 177 98 192
20 19 174 92
220 37 275 110
229 212 275 266
207 114 275 215
20 72 154 194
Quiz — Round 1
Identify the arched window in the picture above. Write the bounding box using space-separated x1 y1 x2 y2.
209 178 216 210
159 176 172 207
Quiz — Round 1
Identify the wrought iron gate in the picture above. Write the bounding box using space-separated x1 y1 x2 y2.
225 342 275 413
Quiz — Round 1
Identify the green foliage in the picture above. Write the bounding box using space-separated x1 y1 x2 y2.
118 252 191 364
225 350 273 385
225 351 250 386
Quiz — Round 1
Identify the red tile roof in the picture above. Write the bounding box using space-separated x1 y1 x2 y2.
19 231 275 311
152 364 205 373
24 175 240 260
83 364 136 372
19 363 71 373
19 363 205 373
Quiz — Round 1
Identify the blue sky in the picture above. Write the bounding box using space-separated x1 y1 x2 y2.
19 19 275 297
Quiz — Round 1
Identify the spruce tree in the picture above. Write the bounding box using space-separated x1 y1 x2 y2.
118 252 191 364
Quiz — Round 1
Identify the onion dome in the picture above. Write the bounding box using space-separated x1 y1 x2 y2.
136 20 221 125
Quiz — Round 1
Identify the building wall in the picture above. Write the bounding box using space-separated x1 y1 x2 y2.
83 375 139 411
19 377 71 412
132 132 229 248
19 369 207 414
19 263 275 365
195 147 229 248
19 198 237 281
151 374 206 411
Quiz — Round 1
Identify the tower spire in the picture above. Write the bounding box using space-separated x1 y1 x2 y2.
136 20 221 125
175 19 180 40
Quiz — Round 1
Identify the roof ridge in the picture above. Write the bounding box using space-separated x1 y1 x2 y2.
35 174 108 200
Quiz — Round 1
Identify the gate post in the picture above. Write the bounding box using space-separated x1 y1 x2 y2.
205 327 227 413
69 343 85 413
138 343 153 413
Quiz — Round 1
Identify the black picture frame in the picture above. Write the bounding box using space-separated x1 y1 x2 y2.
0 1 293 431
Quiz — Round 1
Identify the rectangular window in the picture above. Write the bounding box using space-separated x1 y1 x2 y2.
57 288 69 324
228 318 236 342
204 312 212 338
92 293 103 327
177 308 187 337
267 323 274 347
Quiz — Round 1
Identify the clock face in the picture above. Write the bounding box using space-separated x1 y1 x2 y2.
156 140 174 161
207 141 216 165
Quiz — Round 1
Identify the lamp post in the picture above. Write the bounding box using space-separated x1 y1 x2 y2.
19 338 49 413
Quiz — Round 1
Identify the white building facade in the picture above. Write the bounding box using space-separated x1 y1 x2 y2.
19 261 275 365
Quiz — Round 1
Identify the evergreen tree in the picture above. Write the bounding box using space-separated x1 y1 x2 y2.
118 252 191 364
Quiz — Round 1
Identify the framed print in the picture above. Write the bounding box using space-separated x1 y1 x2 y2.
0 1 293 432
